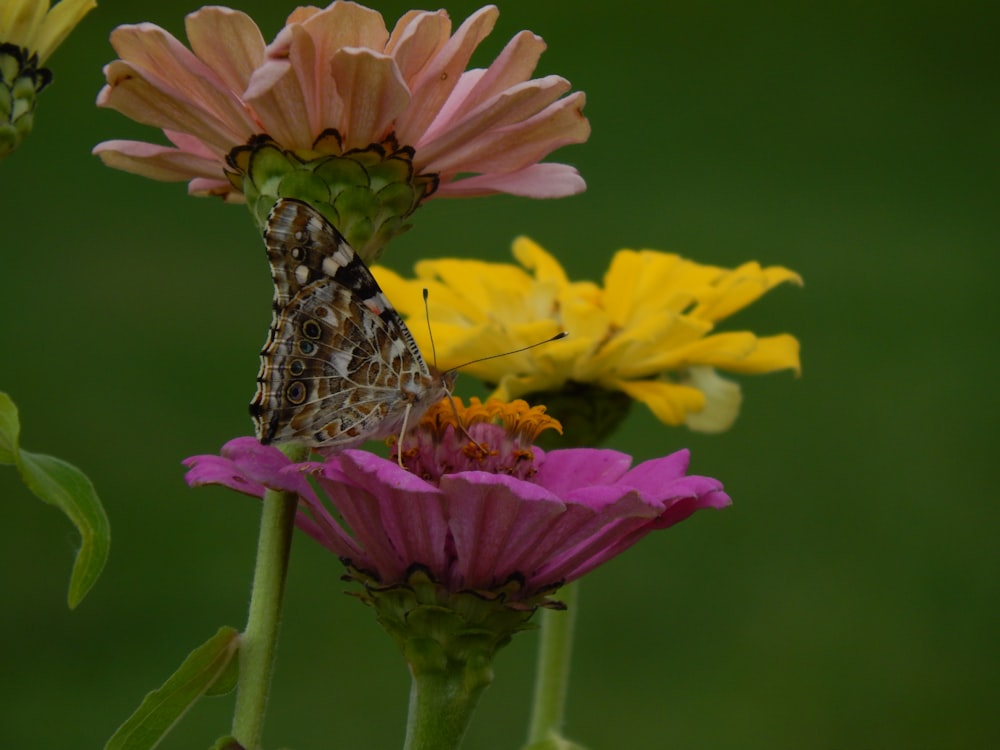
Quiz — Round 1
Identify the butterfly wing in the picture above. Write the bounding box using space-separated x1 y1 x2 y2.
251 199 448 450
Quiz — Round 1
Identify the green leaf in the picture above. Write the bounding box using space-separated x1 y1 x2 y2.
18 450 111 607
105 627 242 750
0 392 20 464
1 391 110 607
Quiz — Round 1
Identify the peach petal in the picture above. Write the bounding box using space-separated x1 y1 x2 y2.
284 6 322 26
163 129 218 159
268 2 391 138
433 30 547 133
188 177 242 201
298 1 390 57
109 23 257 136
386 9 450 81
425 91 589 175
434 163 586 198
284 24 326 137
328 49 411 147
244 58 316 149
185 7 266 94
92 140 221 182
395 5 499 143
98 61 250 153
416 76 573 167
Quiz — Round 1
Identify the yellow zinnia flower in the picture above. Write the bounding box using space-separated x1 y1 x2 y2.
1 0 96 157
374 239 802 439
0 0 95 65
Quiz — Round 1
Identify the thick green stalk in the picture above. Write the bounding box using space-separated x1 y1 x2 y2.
231 442 307 750
526 582 579 744
403 656 493 750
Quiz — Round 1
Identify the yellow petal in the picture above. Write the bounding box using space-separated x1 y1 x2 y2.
1 0 47 51
715 332 801 375
374 264 487 326
681 367 743 433
598 314 713 378
511 236 569 289
442 319 563 377
627 330 801 377
33 0 95 63
603 249 722 326
690 262 803 323
610 378 706 426
413 257 547 323
493 370 568 401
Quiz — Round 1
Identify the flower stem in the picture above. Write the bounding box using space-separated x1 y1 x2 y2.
526 582 579 744
403 655 493 750
231 442 306 750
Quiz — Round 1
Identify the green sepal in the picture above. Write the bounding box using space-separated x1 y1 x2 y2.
104 627 242 750
0 392 110 608
226 130 437 263
517 382 633 449
208 736 246 750
346 566 547 678
0 44 51 159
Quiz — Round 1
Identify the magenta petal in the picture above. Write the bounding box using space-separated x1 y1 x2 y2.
534 448 633 495
533 489 659 582
288 463 367 563
618 449 691 495
508 485 654 581
183 436 289 497
312 452 448 582
440 472 565 590
184 454 266 498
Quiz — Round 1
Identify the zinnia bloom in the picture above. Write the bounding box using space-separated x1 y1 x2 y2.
93 2 589 257
374 241 802 438
1 0 96 157
184 399 730 607
186 398 725 745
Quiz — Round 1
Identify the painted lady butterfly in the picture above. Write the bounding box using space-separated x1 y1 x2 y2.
250 198 455 451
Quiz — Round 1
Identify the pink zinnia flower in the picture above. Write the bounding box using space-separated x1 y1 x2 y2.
94 2 590 203
184 400 730 604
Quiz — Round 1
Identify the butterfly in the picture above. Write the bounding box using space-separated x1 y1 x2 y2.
250 198 455 452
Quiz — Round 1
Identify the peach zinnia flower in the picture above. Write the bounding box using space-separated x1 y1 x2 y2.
93 2 590 203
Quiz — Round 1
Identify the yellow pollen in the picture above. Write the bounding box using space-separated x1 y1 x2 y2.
420 397 562 441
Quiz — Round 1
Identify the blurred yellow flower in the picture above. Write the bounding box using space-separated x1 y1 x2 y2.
374 239 802 434
0 0 95 64
1 0 95 157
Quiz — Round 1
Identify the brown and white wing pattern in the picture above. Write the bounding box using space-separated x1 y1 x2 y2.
250 199 451 451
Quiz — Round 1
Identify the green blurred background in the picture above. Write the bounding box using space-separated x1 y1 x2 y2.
2 1 997 747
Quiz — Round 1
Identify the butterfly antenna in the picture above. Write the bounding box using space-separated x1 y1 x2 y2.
444 331 569 456
421 287 488 454
447 331 569 373
423 288 439 369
